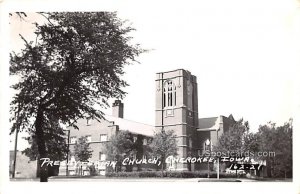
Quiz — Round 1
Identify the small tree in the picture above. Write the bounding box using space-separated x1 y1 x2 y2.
73 136 93 162
213 119 258 156
149 129 177 174
213 119 259 177
103 130 135 172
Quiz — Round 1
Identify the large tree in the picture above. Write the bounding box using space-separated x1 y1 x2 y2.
10 12 144 182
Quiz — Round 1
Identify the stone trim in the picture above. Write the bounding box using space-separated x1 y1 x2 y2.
155 123 198 128
155 106 199 114
155 75 197 84
177 145 188 147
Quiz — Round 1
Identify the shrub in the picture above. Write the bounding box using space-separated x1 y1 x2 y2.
105 171 245 178
88 164 97 176
138 171 161 178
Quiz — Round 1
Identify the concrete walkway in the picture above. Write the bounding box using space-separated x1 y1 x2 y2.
11 176 291 182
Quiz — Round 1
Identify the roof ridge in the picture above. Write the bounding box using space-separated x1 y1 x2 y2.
105 114 154 127
199 116 218 119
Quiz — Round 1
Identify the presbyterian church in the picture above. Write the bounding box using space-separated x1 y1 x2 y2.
64 69 235 175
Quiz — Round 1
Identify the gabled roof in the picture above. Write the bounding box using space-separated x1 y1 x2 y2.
104 115 154 137
228 114 235 122
198 117 220 131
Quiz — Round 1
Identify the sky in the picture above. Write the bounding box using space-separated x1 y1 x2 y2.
3 0 300 151
115 0 300 130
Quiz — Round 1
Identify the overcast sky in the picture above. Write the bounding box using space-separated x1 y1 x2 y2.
115 0 300 130
5 0 300 151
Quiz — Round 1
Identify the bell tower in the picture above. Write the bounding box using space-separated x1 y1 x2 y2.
155 69 199 171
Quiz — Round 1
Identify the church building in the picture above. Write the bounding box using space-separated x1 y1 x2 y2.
64 69 235 174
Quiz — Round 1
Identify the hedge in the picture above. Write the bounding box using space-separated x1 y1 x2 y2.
105 171 244 178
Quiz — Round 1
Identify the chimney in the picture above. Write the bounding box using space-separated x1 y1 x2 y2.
112 100 124 118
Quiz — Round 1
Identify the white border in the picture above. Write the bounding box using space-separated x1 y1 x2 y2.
1 0 300 194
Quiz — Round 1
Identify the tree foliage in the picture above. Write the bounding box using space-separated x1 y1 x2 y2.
104 130 135 159
256 120 293 178
149 129 177 171
103 130 136 171
214 119 259 157
214 118 293 179
22 119 68 161
9 12 27 20
10 12 144 181
73 136 93 162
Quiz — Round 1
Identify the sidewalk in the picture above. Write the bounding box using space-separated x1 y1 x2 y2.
10 176 291 182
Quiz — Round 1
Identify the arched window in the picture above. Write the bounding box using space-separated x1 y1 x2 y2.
163 80 176 108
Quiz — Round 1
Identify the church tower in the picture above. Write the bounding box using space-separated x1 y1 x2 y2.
155 69 199 171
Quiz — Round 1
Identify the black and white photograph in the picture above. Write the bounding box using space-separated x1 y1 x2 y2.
0 0 300 193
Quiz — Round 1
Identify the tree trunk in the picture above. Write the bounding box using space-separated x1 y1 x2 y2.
161 157 164 178
35 107 48 182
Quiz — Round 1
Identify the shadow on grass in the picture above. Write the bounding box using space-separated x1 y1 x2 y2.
198 179 242 182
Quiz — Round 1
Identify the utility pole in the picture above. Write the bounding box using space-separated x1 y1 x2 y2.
161 72 164 133
206 139 210 178
64 129 70 176
12 103 21 178
217 157 220 179
12 128 19 178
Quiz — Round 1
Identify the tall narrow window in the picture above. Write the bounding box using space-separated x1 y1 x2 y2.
163 80 176 108
143 138 147 145
168 84 171 106
174 86 176 105
163 88 166 108
99 152 106 161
